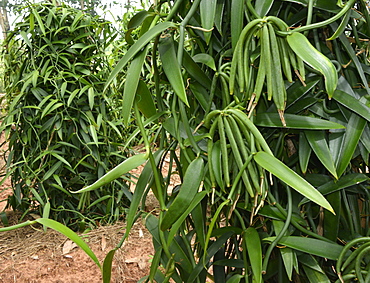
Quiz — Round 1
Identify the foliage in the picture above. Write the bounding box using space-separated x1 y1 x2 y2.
0 2 131 229
100 0 369 282
1 0 370 282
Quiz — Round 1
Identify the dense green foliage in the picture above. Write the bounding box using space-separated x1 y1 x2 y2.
100 0 369 282
0 2 131 229
0 0 370 282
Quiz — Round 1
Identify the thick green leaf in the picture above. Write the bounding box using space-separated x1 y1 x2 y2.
299 173 369 205
102 249 116 283
254 151 334 213
273 221 297 281
161 157 204 231
200 0 217 44
327 8 352 40
214 0 225 35
105 22 176 91
336 113 366 177
299 132 312 174
231 0 244 51
255 113 345 129
192 53 217 71
263 236 347 260
189 82 210 111
255 0 274 17
302 265 330 283
122 48 148 125
135 80 157 119
180 45 212 90
323 192 341 242
73 153 148 193
287 32 338 98
300 255 331 283
244 227 262 283
333 90 370 122
36 218 101 269
168 191 207 245
158 35 189 106
305 130 338 179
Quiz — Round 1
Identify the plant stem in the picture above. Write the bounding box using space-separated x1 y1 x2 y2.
262 186 292 274
277 0 355 35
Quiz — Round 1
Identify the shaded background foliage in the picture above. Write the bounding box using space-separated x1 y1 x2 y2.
0 2 133 229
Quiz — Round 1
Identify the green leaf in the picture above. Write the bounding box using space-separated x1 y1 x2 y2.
42 201 51 231
73 153 148 193
299 132 312 174
305 130 338 179
102 249 116 283
244 227 262 283
36 218 101 269
88 87 94 110
327 8 352 40
226 274 243 283
42 161 63 182
273 221 297 281
30 5 46 35
200 0 217 44
255 0 274 17
189 82 210 111
214 0 225 35
50 152 72 167
334 25 370 95
287 32 338 98
302 265 330 283
182 48 212 90
254 151 334 213
192 53 217 71
333 90 370 122
231 0 244 51
105 22 176 91
299 173 369 205
263 236 347 260
158 35 189 106
336 113 366 177
41 100 63 119
122 47 148 125
300 255 331 283
255 113 345 129
161 157 204 231
167 191 207 245
135 80 157 119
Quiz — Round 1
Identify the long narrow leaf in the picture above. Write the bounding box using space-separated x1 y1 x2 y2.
244 227 262 283
263 236 348 260
287 32 338 98
158 35 189 106
104 22 176 91
35 218 101 269
122 48 148 125
73 153 148 193
160 157 204 231
336 113 366 177
255 113 345 129
254 151 334 213
305 130 338 179
200 0 217 44
333 90 370 122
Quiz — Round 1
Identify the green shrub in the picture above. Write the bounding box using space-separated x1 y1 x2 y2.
0 2 130 229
